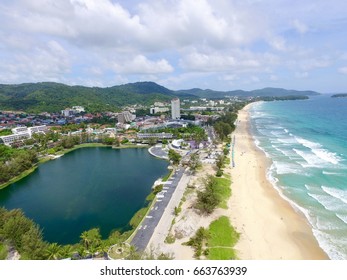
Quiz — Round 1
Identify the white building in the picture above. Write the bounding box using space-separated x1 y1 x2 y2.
117 111 136 124
154 102 166 107
61 108 75 117
72 106 85 113
171 98 180 120
1 125 48 146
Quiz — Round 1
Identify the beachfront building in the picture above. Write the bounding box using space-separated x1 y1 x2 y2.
171 98 180 120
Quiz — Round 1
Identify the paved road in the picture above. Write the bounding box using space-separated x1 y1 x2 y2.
149 146 168 159
130 167 186 252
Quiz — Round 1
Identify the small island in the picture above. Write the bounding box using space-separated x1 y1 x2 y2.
331 93 347 98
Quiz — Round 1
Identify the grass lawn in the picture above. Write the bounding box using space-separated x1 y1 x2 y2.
162 169 173 182
213 177 231 209
207 216 239 260
0 243 8 260
208 248 237 260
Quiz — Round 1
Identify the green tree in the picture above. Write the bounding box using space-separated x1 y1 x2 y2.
195 176 221 215
80 228 102 251
45 243 62 260
168 149 181 165
188 152 201 174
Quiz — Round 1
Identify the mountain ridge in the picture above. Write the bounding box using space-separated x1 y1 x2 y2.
0 81 320 113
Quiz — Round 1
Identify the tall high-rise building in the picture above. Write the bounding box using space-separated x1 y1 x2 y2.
171 98 180 120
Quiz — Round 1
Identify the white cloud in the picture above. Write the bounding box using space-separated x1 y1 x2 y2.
270 74 278 81
292 19 309 34
295 72 309 78
0 0 346 91
269 36 288 51
0 40 70 83
338 67 347 74
111 55 173 74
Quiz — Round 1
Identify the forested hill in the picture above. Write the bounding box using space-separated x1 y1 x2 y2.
0 81 320 113
331 93 347 98
0 82 180 113
177 87 320 98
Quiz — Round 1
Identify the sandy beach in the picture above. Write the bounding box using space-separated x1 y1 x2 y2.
228 104 328 259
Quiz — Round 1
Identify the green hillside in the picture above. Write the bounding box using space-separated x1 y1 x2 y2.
0 82 176 113
0 81 320 113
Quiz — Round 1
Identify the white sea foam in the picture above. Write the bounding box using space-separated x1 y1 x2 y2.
323 171 341 175
321 186 347 204
293 148 324 166
308 192 347 212
336 214 347 224
312 229 347 260
312 148 340 165
295 137 341 165
277 137 298 144
295 137 321 149
272 161 303 175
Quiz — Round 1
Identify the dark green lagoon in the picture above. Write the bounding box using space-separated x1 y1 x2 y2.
0 147 168 244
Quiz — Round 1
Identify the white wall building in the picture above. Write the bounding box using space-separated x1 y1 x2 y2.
171 98 180 120
1 125 48 146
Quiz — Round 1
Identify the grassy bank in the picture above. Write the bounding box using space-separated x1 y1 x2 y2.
0 166 38 190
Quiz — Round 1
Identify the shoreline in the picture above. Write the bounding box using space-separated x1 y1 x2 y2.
228 103 328 259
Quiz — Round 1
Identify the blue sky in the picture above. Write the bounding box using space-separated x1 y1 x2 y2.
0 0 346 93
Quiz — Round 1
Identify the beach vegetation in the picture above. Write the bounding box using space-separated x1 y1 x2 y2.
207 216 239 260
183 216 239 260
182 227 209 258
213 177 232 209
215 169 223 177
188 152 201 174
195 176 221 214
165 234 176 244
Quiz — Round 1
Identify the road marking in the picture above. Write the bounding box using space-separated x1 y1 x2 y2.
146 216 153 219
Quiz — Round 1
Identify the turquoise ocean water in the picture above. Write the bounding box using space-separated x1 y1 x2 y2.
249 95 347 259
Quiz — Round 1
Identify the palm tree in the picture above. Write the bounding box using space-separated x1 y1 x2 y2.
80 231 92 250
80 228 102 250
60 245 73 259
45 243 62 260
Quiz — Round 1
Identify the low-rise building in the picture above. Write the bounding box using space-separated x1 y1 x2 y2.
0 125 48 146
137 132 173 139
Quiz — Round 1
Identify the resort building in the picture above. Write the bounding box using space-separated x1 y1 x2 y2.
0 125 48 146
171 98 180 120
